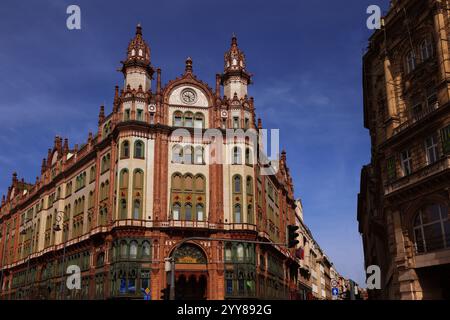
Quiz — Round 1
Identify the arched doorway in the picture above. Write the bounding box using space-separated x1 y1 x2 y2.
171 243 208 300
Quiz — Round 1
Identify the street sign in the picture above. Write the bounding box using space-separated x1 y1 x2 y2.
331 279 338 288
331 287 339 296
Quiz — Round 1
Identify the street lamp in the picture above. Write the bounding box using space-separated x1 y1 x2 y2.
53 211 67 300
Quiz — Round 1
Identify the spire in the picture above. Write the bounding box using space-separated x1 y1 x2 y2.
185 56 193 74
63 138 69 154
12 172 18 184
121 25 153 92
223 34 248 75
41 158 46 174
221 34 251 99
122 24 153 75
98 105 105 124
156 68 161 93
136 23 142 35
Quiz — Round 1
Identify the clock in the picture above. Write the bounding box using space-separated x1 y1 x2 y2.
148 104 156 113
180 88 197 104
221 110 228 118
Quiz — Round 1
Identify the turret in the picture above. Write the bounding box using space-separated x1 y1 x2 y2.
221 34 252 99
121 24 154 92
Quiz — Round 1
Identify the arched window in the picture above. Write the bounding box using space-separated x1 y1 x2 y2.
90 166 96 183
247 205 253 224
183 146 193 164
246 176 253 195
234 204 242 223
184 174 193 191
133 169 144 189
196 204 204 221
133 199 141 219
120 242 128 258
121 141 130 159
237 244 244 261
185 203 192 221
405 50 416 74
195 175 205 192
173 111 183 127
130 241 138 259
134 140 144 158
99 182 104 200
96 252 105 267
245 148 252 165
184 112 194 128
420 38 433 61
172 203 181 220
172 173 182 190
194 113 204 129
233 147 242 164
88 191 94 209
413 203 449 253
225 244 232 261
120 169 129 189
194 146 204 164
233 175 242 193
172 145 183 163
104 180 109 200
142 241 151 258
120 199 127 219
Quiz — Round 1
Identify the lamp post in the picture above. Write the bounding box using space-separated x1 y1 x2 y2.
53 211 67 300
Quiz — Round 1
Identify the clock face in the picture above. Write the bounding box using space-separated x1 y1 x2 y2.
181 88 197 104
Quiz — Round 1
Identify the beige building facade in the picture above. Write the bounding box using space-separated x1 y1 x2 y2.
358 0 450 300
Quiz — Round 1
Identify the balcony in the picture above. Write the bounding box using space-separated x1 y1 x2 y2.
393 102 440 136
384 155 450 196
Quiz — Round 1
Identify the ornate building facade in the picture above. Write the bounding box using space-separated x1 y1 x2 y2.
358 0 450 299
0 25 303 300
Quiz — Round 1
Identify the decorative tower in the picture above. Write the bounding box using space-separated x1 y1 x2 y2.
121 24 154 91
221 34 251 99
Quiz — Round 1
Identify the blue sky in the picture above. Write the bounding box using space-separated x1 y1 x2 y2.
0 0 390 285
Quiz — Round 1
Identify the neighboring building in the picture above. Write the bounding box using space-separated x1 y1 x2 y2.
293 199 339 300
358 0 450 299
0 26 302 300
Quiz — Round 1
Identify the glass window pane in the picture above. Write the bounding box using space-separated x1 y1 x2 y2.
185 204 192 220
128 279 136 293
423 223 444 252
414 228 424 253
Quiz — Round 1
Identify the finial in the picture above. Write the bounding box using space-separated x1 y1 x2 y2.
12 172 18 183
231 33 237 46
185 56 193 73
98 105 105 124
63 138 69 154
136 23 142 35
257 118 262 129
41 158 46 174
